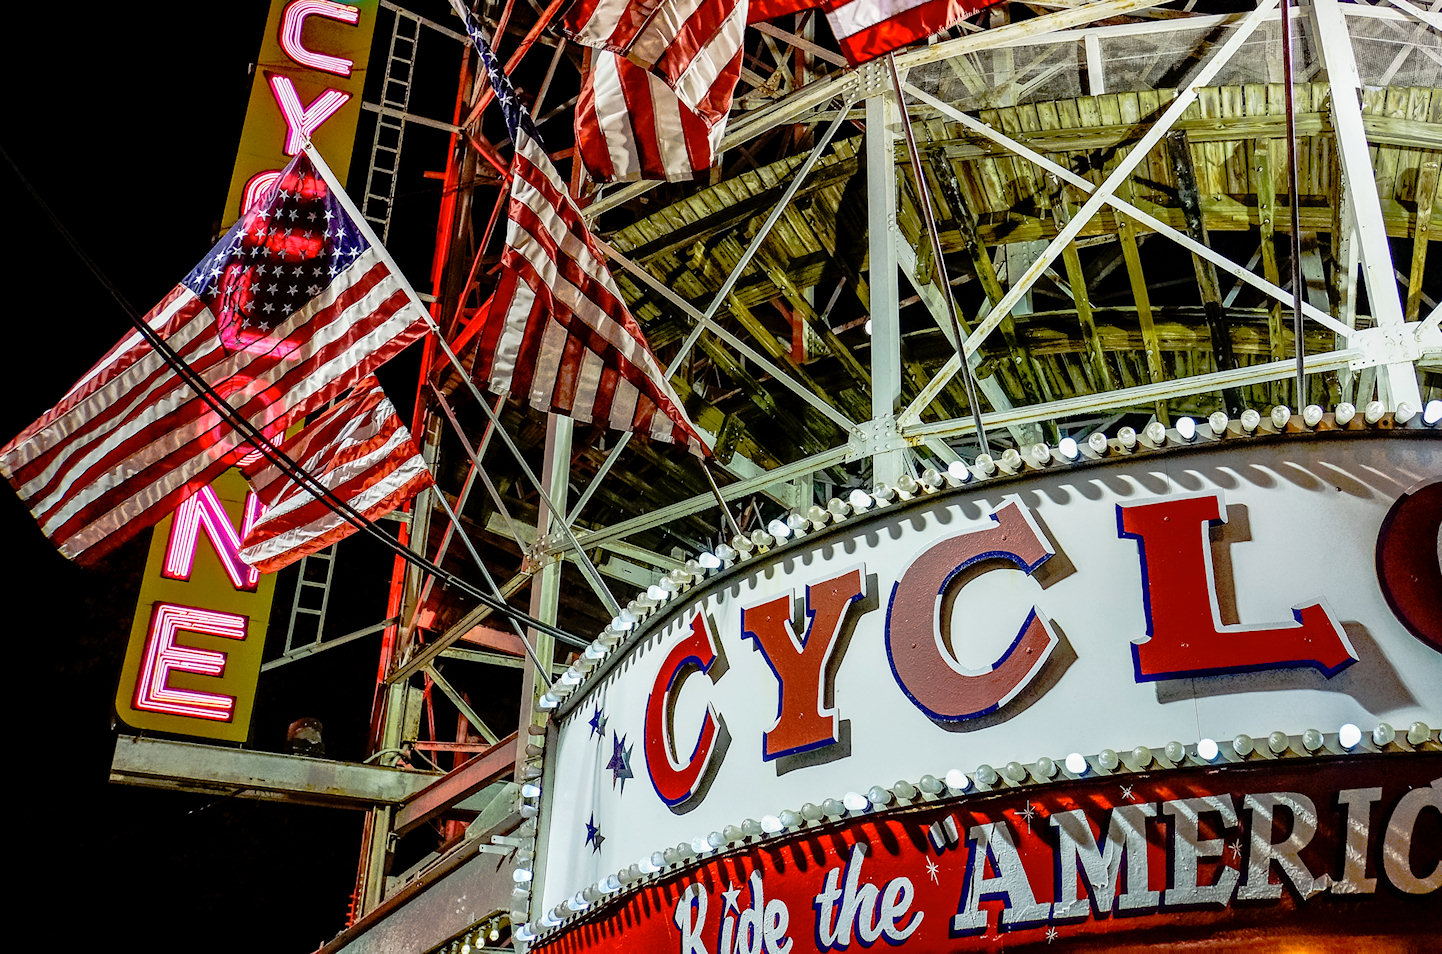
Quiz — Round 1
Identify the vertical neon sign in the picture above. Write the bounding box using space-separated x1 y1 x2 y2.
117 470 278 742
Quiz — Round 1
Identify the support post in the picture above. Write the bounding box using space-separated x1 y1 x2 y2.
865 73 906 484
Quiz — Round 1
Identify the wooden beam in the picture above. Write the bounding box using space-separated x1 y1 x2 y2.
1167 131 1242 415
1406 153 1439 323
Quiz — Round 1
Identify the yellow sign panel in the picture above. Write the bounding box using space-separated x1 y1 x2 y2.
222 0 381 224
116 470 278 742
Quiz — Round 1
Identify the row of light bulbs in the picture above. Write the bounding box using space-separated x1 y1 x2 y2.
534 402 1441 715
519 721 1437 942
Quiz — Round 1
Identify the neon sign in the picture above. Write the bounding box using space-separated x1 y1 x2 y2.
133 603 248 721
118 470 277 742
279 1 362 76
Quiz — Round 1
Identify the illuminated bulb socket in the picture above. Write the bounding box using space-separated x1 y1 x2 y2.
522 764 542 780
827 498 852 520
1033 757 1058 780
1064 752 1088 776
944 769 971 793
622 865 641 883
767 518 791 540
722 825 743 844
919 468 944 491
1334 402 1356 426
1163 740 1186 763
1373 722 1396 747
895 474 919 498
892 779 918 800
974 764 999 787
714 543 738 564
1407 721 1432 746
807 505 831 530
974 453 998 476
786 512 809 534
998 448 1023 474
697 551 722 571
1175 417 1197 442
801 803 823 821
513 867 534 884
778 809 802 828
741 818 763 838
843 791 871 813
760 815 783 834
821 798 845 818
1143 421 1168 448
1208 411 1230 437
918 774 944 796
661 573 683 591
1424 400 1442 427
603 874 622 892
868 485 894 505
1117 427 1138 452
1130 745 1152 769
1097 749 1120 771
1270 405 1292 430
1028 443 1052 467
1338 723 1362 750
683 559 705 578
650 850 668 870
597 630 621 648
867 785 893 806
1196 738 1219 762
1058 437 1080 461
1364 400 1386 425
519 804 539 818
559 668 581 686
537 693 560 711
520 782 541 799
731 534 755 555
1001 761 1027 784
662 847 680 865
582 886 602 903
1395 402 1418 425
1240 409 1262 434
703 832 724 851
1086 432 1110 458
1267 730 1291 755
618 605 639 625
648 584 671 603
750 529 775 550
946 460 973 485
1302 404 1324 428
1302 728 1324 752
584 642 607 660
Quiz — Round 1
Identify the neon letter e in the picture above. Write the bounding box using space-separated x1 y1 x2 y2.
1118 493 1356 681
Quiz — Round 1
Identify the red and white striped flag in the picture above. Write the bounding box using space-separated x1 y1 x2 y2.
747 0 1003 66
238 377 433 573
576 49 735 182
461 9 711 455
0 151 430 563
563 0 746 121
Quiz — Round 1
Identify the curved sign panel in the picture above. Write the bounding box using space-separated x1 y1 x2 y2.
537 434 1441 921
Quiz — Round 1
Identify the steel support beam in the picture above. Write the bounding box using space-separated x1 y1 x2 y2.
1311 0 1423 407
392 734 519 836
866 77 907 484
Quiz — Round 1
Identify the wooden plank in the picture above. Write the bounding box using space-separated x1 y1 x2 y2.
1406 153 1439 323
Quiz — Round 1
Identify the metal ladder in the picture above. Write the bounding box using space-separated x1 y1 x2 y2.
283 547 337 654
360 8 421 239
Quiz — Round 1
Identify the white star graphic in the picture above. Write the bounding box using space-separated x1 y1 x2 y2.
1227 839 1241 861
721 883 740 913
1120 784 1135 801
925 859 939 884
1046 926 1059 943
1020 802 1038 831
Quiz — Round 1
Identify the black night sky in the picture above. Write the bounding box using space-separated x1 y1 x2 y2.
3 6 385 950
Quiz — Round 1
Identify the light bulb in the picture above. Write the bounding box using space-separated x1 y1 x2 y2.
1176 417 1197 442
1064 752 1088 775
1197 738 1219 761
1208 411 1229 437
1338 723 1362 749
1058 437 1080 460
1270 405 1291 429
1334 402 1356 426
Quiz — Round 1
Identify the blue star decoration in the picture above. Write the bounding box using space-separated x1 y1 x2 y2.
585 813 605 853
605 731 634 794
588 703 608 740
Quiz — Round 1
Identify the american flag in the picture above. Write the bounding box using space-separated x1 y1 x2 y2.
0 150 431 562
459 6 711 455
748 0 1003 66
576 49 735 183
239 376 433 574
562 0 746 125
